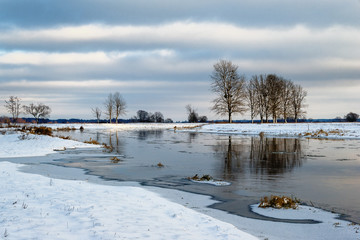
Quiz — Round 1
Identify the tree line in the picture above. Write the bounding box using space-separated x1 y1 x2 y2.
92 92 173 124
3 96 51 124
210 60 307 123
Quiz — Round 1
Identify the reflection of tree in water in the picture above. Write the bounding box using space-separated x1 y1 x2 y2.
250 136 303 175
107 131 125 154
214 136 304 180
213 136 248 180
137 130 164 140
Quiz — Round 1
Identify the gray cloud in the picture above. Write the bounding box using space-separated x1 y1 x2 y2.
1 0 360 28
1 1 360 120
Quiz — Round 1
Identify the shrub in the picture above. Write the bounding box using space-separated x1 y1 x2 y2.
30 126 53 136
345 112 359 122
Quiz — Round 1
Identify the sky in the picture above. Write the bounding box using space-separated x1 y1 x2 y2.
0 0 360 121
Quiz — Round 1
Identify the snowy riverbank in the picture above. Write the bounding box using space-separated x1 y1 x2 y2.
1 131 359 239
184 122 360 139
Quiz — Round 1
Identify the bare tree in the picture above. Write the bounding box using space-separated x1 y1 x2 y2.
4 96 21 123
267 74 283 123
91 107 102 124
104 93 114 123
186 104 199 123
210 60 246 123
113 92 126 124
137 110 150 122
246 77 259 123
253 74 270 123
291 84 307 122
23 103 51 124
279 79 294 123
154 112 164 123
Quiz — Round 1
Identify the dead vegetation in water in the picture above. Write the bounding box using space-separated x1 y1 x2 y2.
173 124 205 131
110 156 122 163
157 162 164 168
102 143 114 152
55 127 77 132
83 138 100 145
188 174 213 181
258 195 299 209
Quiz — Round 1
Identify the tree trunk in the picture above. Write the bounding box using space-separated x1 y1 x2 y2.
228 112 232 123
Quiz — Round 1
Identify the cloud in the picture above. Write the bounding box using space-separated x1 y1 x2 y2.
0 50 175 65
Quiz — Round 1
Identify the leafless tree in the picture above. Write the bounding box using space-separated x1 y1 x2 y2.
104 93 114 123
246 77 259 123
113 92 126 124
253 74 270 123
291 84 307 122
23 103 51 124
267 74 283 123
154 112 164 123
4 96 21 123
186 104 199 123
279 79 294 123
91 107 102 124
210 60 246 123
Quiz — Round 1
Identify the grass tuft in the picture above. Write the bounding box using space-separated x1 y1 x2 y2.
157 162 164 168
110 156 121 163
84 138 100 145
188 174 213 181
258 195 299 209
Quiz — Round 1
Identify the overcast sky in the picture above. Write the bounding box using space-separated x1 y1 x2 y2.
1 0 360 121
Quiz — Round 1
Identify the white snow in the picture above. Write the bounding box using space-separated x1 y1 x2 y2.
41 123 201 131
183 122 360 139
0 161 257 240
0 132 99 158
190 179 231 186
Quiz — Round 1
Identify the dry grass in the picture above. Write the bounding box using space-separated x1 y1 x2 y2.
157 162 164 168
110 156 121 163
188 174 213 181
102 143 113 151
259 195 299 209
55 127 77 131
58 135 71 140
21 126 53 136
300 129 345 138
84 138 100 145
174 124 205 130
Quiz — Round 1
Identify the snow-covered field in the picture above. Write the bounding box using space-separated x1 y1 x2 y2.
1 129 359 239
184 122 360 139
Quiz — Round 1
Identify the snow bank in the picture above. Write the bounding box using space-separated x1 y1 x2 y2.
0 161 257 240
41 123 201 131
0 133 99 158
250 204 359 240
186 123 360 139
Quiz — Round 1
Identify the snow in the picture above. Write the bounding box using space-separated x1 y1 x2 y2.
41 123 201 131
1 130 359 239
0 132 99 158
183 122 360 139
190 179 231 186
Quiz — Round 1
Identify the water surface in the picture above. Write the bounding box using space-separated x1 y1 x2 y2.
49 128 360 223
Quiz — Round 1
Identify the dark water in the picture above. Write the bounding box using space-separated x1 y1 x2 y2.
50 129 360 223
